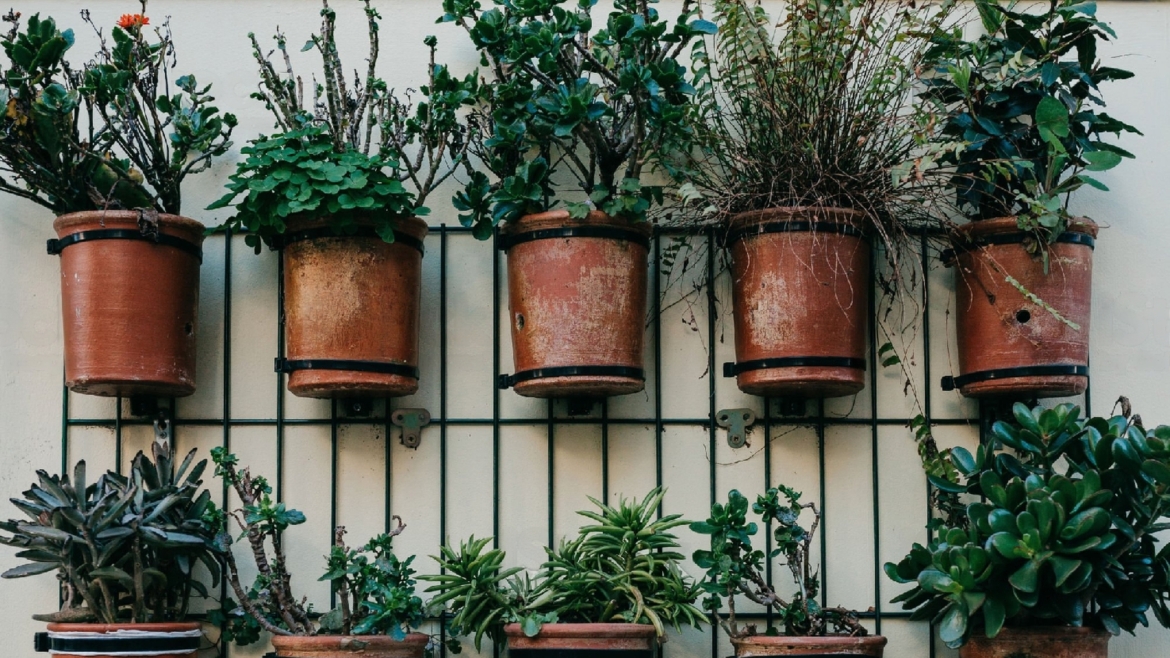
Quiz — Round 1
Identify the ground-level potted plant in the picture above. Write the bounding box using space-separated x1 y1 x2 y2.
0 445 221 657
444 0 713 398
210 0 476 399
209 449 430 657
887 401 1170 657
667 0 953 398
691 487 885 656
925 0 1139 398
425 488 705 654
0 6 235 397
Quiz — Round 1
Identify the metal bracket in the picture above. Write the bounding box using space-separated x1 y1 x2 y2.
771 397 807 417
129 396 161 418
391 409 431 449
566 398 598 416
34 632 49 653
716 408 756 449
341 398 375 417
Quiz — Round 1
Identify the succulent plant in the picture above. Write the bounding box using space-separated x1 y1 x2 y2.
0 444 220 623
887 401 1170 648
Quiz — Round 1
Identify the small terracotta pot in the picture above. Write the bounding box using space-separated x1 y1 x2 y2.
950 217 1096 398
732 634 887 657
958 626 1109 658
44 622 202 658
727 207 869 398
53 211 204 398
504 623 656 653
281 216 427 398
271 633 430 658
502 210 650 398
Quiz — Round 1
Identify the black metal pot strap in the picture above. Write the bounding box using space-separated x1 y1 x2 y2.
723 356 866 378
272 225 425 256
46 229 203 263
34 632 199 654
498 226 651 251
275 358 419 379
498 365 645 389
940 231 1095 265
941 364 1088 391
724 220 866 247
509 649 654 658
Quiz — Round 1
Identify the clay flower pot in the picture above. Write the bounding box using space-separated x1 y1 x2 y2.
40 622 202 658
504 623 656 656
732 633 887 657
271 633 430 658
279 216 428 399
947 217 1096 398
958 626 1109 658
725 207 869 398
51 211 204 398
500 210 651 399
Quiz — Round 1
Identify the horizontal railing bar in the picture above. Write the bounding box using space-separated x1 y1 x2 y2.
65 416 976 428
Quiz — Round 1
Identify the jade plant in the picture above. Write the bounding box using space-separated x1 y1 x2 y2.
691 487 867 638
209 448 426 644
209 0 478 252
0 445 221 624
886 401 1170 648
442 0 716 238
425 488 706 649
0 4 235 216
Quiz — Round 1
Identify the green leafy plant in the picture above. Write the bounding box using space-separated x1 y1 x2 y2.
425 488 706 649
691 487 866 638
441 0 715 238
0 444 221 624
923 0 1140 242
209 0 478 252
886 401 1170 648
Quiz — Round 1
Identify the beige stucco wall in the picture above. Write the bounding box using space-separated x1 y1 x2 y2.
1 1 1168 657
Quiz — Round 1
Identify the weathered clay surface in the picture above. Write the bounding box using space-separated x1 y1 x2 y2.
505 210 650 398
732 633 887 657
954 217 1095 398
46 622 201 658
504 623 656 651
729 207 869 398
283 216 427 398
958 626 1108 658
272 633 430 658
54 211 203 398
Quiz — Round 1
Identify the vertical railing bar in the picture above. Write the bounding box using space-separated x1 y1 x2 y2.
492 231 502 658
276 250 285 502
869 247 881 636
921 231 938 658
818 397 827 609
60 383 69 476
221 228 233 658
653 231 664 518
385 397 392 533
440 225 450 658
763 396 773 630
601 399 609 503
115 396 123 475
547 398 555 548
330 397 338 610
706 228 718 658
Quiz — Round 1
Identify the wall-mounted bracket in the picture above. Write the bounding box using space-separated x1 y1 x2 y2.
566 398 599 416
771 397 807 417
340 398 375 417
129 396 162 418
716 408 756 449
391 409 431 449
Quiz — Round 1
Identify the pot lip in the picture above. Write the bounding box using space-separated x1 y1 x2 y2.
968 625 1111 640
285 214 430 241
731 633 888 647
52 210 206 238
956 216 1099 240
271 632 432 647
504 209 653 238
45 621 202 633
503 623 657 639
728 206 869 233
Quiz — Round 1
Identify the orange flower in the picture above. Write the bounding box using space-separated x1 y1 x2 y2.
116 13 149 29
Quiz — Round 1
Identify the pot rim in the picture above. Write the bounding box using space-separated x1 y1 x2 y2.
728 206 869 233
52 210 206 238
502 623 657 639
45 622 203 633
969 625 1111 639
285 214 429 242
270 632 432 648
956 216 1099 241
504 209 653 238
730 633 888 647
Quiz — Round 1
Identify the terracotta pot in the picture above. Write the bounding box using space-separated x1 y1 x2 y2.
502 210 650 398
732 633 887 657
949 217 1096 398
281 216 428 398
271 633 430 658
958 626 1109 658
43 622 202 658
726 207 870 398
52 211 203 398
504 623 656 653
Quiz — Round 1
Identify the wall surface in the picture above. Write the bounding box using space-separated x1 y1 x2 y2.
1 1 1168 658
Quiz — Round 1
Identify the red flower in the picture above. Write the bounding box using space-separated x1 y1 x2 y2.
116 13 149 29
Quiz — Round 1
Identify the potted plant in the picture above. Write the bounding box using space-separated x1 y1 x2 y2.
0 445 221 656
208 449 430 657
209 0 477 399
690 487 885 656
886 401 1170 657
442 0 714 398
925 0 1140 398
0 5 235 397
424 488 706 654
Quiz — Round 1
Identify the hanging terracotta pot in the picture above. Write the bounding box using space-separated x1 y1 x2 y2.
51 211 204 398
724 207 870 399
271 632 430 658
958 626 1108 658
504 623 655 657
38 622 202 658
499 210 650 399
732 633 887 657
278 216 428 399
945 217 1096 398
